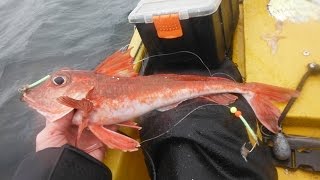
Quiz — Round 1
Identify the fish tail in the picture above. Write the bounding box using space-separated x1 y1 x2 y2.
242 83 299 133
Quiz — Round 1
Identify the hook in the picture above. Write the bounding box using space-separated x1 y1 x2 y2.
240 142 258 162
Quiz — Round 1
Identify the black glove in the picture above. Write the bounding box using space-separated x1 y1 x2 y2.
13 144 112 180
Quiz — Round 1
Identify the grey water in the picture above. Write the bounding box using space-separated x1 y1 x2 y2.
0 0 138 178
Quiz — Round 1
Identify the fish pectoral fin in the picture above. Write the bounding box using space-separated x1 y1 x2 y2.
116 120 142 130
75 117 89 147
57 96 93 112
201 93 238 105
57 96 93 147
157 101 183 112
89 125 140 152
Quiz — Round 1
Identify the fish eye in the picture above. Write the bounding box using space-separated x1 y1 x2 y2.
52 76 66 85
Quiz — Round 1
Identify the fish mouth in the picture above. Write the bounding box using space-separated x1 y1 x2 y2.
22 93 74 122
22 93 40 109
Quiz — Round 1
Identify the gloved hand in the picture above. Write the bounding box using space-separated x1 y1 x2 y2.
14 111 111 180
36 110 106 161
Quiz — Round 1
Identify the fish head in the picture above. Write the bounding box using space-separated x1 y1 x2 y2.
22 69 96 122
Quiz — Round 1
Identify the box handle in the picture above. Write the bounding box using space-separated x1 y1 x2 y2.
153 14 183 39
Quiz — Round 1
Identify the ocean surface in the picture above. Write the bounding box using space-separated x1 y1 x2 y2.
0 0 138 178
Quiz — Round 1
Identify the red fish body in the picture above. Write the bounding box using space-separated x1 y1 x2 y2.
22 68 298 151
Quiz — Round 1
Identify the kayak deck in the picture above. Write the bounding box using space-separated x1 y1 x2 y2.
234 0 320 179
103 1 320 179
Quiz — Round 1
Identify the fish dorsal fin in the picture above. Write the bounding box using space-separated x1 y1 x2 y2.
157 101 183 112
94 48 138 77
201 93 238 105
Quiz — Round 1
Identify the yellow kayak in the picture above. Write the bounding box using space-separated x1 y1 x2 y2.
104 1 320 179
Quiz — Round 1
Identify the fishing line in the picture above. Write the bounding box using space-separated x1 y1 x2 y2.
140 104 223 144
133 51 213 76
140 101 258 162
131 50 239 82
119 44 130 52
209 72 237 82
140 103 258 146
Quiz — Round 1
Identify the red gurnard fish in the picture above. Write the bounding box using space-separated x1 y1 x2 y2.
22 61 299 151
